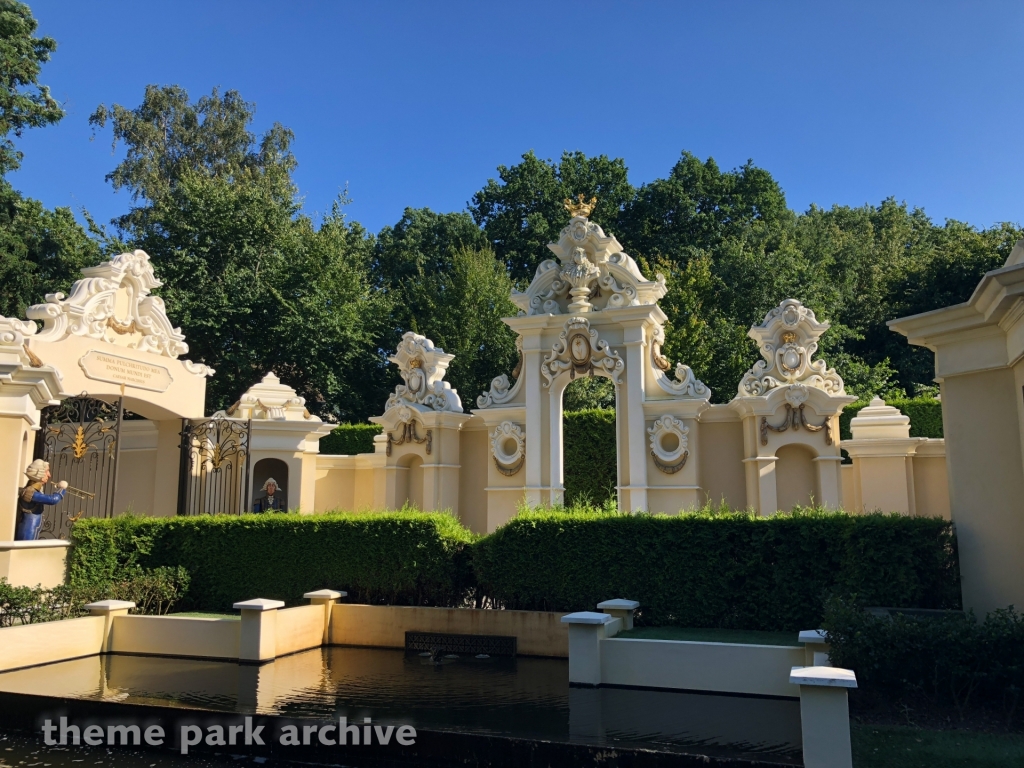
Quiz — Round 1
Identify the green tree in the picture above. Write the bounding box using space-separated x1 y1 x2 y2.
0 0 102 319
0 0 62 176
90 85 387 420
373 208 518 405
469 150 635 283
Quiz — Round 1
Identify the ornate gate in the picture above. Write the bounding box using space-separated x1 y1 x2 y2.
178 416 252 515
33 394 124 539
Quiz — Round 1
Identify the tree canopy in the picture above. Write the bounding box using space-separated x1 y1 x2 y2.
0 7 1019 421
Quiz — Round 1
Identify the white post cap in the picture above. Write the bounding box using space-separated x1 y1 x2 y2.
561 611 614 625
798 629 828 643
303 589 347 599
596 599 639 610
84 600 136 612
849 397 911 440
789 666 857 688
233 598 285 611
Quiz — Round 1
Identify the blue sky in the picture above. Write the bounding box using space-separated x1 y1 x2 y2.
15 1 1024 235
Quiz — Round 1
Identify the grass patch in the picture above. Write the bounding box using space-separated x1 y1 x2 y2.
618 626 801 646
852 725 1024 767
168 612 239 619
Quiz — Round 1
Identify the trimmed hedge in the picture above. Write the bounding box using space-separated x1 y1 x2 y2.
71 507 961 630
472 509 961 631
69 511 474 612
563 409 617 505
318 423 383 455
839 397 943 441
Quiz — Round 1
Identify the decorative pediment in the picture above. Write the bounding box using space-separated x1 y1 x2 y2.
737 299 844 397
220 371 315 421
511 208 667 316
541 316 624 387
8 250 213 377
384 332 463 413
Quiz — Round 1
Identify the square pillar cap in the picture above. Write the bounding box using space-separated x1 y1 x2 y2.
233 598 285 612
596 599 639 610
303 589 347 599
798 629 827 644
790 666 857 688
561 611 614 625
84 600 136 612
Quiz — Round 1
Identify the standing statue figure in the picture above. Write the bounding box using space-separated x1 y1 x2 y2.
16 460 67 540
252 477 286 513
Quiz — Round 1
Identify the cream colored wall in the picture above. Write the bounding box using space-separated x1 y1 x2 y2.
696 418 747 509
0 615 105 672
913 453 950 519
329 603 569 657
0 541 68 588
599 638 804 698
274 604 326 656
110 615 241 659
458 425 489 533
112 420 158 515
942 369 1024 614
0 416 34 540
774 444 818 511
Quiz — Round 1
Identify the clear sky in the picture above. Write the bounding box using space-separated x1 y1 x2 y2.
15 0 1024 235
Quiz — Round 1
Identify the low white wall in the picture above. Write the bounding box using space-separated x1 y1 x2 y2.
0 540 69 588
274 604 326 656
600 638 804 698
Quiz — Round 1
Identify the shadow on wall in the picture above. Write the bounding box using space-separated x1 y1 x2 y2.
775 444 818 512
396 454 424 510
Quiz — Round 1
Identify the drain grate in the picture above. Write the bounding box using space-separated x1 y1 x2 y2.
405 631 517 657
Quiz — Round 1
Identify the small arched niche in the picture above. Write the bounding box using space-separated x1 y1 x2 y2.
252 458 289 511
396 453 424 510
774 444 819 512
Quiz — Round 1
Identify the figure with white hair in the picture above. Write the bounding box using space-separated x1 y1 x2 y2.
16 459 68 540
252 477 286 513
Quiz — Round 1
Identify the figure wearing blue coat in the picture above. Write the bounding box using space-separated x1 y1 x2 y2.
15 482 66 540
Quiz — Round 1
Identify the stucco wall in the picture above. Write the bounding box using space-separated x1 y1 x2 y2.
0 615 105 673
696 419 746 509
458 425 489 534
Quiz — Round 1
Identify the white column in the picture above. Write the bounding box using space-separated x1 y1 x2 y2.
549 381 564 505
523 340 544 507
790 666 857 768
85 599 136 654
304 588 346 645
234 598 284 662
597 598 639 630
623 330 647 511
561 611 621 686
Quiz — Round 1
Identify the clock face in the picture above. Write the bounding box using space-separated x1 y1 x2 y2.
569 333 590 365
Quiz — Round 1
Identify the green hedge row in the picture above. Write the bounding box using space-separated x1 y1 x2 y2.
473 509 960 630
70 508 960 629
563 409 617 505
839 397 943 441
69 511 473 612
318 423 383 455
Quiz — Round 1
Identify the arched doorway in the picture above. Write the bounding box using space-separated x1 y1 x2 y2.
395 454 424 510
562 376 618 507
775 444 819 511
252 458 289 512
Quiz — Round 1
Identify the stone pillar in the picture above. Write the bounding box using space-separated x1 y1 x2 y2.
234 598 284 662
85 599 136 653
597 598 639 630
623 327 648 512
843 398 925 515
790 666 857 768
799 629 831 667
561 611 622 686
304 588 346 645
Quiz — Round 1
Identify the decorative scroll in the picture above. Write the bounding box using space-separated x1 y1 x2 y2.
386 420 432 457
541 316 623 387
491 421 525 476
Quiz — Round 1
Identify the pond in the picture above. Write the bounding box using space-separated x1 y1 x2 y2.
0 647 803 767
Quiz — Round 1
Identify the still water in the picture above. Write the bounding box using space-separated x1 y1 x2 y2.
0 647 802 764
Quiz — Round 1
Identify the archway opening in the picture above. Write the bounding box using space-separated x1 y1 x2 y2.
396 454 424 510
562 376 618 508
775 444 819 512
252 458 289 511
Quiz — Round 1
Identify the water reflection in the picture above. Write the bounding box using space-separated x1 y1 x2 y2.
0 647 801 762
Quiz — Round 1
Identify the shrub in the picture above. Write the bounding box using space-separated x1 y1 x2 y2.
823 596 1024 721
69 510 476 612
472 507 961 631
563 408 617 505
318 423 383 455
839 396 943 440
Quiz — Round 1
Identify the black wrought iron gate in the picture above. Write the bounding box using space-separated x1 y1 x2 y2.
177 416 253 515
33 394 123 539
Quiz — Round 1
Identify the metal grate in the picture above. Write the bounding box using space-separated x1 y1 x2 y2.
405 631 517 657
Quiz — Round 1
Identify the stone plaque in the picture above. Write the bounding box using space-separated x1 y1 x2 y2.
79 350 173 393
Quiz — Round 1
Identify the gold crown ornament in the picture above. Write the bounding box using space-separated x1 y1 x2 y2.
563 194 598 218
